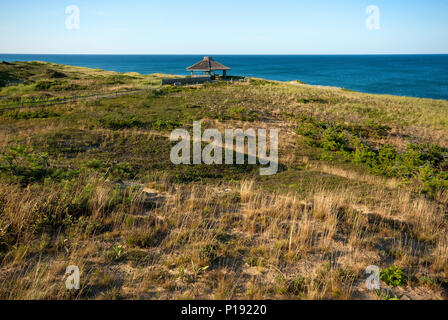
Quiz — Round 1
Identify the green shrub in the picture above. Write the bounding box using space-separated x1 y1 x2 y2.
151 119 181 131
110 162 138 179
82 159 106 169
35 80 86 91
0 70 15 88
352 143 398 177
402 144 444 168
35 81 54 90
321 128 347 152
297 97 327 104
292 113 329 144
417 165 448 196
352 139 376 164
296 122 321 138
368 145 398 176
292 114 448 196
99 112 142 129
423 144 446 166
7 109 59 120
0 144 49 184
380 266 407 287
45 69 67 79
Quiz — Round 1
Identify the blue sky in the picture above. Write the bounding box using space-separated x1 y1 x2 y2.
0 0 447 54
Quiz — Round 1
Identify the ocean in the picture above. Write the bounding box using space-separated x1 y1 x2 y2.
1 54 447 100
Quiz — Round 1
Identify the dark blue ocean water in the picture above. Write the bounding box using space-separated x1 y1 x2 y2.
1 54 447 100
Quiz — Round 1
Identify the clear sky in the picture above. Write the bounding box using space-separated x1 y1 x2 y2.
0 0 447 54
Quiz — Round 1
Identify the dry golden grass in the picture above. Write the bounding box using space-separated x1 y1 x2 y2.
0 175 446 300
1 62 447 300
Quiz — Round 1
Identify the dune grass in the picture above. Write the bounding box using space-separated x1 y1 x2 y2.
0 61 447 300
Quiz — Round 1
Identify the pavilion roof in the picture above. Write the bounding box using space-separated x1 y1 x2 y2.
186 56 231 71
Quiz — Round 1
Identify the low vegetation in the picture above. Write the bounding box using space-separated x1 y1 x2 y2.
0 61 447 300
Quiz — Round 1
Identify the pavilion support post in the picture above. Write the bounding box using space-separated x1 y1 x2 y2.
223 70 227 79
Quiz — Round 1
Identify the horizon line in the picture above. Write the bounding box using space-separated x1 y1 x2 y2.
1 53 448 56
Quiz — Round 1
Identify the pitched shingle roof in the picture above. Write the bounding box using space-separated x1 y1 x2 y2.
186 56 231 71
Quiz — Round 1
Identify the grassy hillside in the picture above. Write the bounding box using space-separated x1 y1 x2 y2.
0 61 447 300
